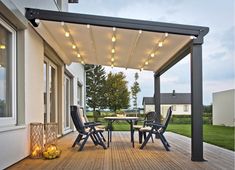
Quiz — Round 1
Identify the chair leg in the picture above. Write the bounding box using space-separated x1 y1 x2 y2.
140 132 152 149
99 132 106 142
79 135 89 151
72 134 82 147
158 133 170 151
95 132 107 149
151 134 154 143
162 134 170 147
139 131 143 144
90 134 98 145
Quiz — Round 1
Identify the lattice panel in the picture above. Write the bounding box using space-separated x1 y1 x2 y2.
44 123 58 146
30 123 44 158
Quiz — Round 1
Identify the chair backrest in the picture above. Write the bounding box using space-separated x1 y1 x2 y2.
146 111 157 121
70 105 86 133
161 106 172 133
79 106 89 124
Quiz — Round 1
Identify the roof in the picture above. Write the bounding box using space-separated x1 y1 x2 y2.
25 8 209 74
142 93 191 105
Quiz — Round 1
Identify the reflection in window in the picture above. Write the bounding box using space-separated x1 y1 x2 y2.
0 21 11 118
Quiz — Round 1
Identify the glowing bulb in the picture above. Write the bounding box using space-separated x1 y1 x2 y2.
151 53 155 57
112 36 116 42
113 27 116 31
87 24 90 29
112 48 115 53
111 58 114 62
61 21 65 26
139 30 142 34
158 41 163 47
165 32 168 37
77 53 81 58
72 45 76 49
81 61 84 64
0 45 6 49
145 61 149 65
111 64 114 68
65 32 70 37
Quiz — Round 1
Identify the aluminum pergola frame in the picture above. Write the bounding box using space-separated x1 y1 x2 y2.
25 8 209 161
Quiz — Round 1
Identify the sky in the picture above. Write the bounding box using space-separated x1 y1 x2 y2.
69 0 235 107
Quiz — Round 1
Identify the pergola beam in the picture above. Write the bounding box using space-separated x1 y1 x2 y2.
25 8 208 37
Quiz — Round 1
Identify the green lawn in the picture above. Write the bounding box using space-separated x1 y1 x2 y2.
167 124 235 151
99 121 234 151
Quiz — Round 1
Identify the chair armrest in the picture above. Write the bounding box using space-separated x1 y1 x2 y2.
143 120 154 126
84 122 102 126
145 122 164 128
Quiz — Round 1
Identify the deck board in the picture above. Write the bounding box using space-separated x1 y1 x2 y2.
7 132 234 170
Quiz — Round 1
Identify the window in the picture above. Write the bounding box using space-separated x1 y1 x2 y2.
183 105 189 112
64 75 71 130
172 105 176 111
0 18 16 126
77 81 82 105
44 58 58 124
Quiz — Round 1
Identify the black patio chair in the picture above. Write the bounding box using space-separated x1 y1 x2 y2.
79 106 106 142
133 111 157 144
139 107 172 151
70 105 107 151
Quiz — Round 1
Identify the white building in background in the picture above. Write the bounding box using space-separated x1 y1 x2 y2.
0 1 85 169
142 91 191 118
213 89 235 127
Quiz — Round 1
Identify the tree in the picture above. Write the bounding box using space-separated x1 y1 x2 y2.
85 64 106 119
131 72 141 112
104 72 130 112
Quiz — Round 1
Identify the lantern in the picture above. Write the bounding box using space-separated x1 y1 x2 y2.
44 122 58 146
30 123 44 158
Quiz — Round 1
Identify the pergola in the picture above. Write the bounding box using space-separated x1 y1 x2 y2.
25 8 209 161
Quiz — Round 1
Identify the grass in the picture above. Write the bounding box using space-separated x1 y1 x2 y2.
167 124 234 151
95 121 234 151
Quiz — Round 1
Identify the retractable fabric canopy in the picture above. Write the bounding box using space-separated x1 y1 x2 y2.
25 8 209 162
25 8 208 74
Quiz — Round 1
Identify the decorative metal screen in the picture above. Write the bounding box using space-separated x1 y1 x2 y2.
30 123 44 158
44 123 58 146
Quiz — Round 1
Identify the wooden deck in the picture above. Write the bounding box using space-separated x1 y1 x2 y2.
8 132 234 170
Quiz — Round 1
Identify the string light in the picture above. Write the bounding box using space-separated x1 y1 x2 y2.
165 32 168 37
72 45 76 49
77 53 81 58
150 53 155 58
111 58 114 62
112 36 116 42
112 48 115 53
113 27 116 31
65 32 70 37
87 24 90 29
139 30 142 34
158 41 163 47
61 21 65 26
145 61 149 65
111 64 114 68
81 60 84 64
0 45 6 49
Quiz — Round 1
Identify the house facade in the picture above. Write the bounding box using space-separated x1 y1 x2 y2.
142 91 191 117
0 0 85 169
213 89 235 127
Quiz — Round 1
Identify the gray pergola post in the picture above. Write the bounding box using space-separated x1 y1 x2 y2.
190 41 204 161
154 73 161 123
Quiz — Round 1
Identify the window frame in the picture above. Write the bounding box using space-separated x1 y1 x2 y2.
183 104 189 112
0 18 17 126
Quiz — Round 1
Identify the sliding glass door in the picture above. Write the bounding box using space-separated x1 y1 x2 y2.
64 75 71 131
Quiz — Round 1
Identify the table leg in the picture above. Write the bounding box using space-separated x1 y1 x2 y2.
130 121 134 148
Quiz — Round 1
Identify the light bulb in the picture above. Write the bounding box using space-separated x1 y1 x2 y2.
61 21 64 26
165 33 168 37
87 24 90 29
111 64 114 68
111 58 114 62
81 61 84 64
112 36 116 42
72 45 76 49
139 30 142 34
0 45 6 49
113 27 116 31
151 53 155 57
77 53 81 58
158 41 163 47
145 61 149 65
65 32 70 37
112 48 115 53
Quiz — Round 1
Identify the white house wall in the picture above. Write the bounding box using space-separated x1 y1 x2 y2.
0 1 85 169
213 89 235 127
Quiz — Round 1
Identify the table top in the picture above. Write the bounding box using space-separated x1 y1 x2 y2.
104 116 139 120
